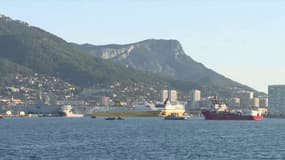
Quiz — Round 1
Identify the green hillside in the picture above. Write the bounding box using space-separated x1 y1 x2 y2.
0 15 163 88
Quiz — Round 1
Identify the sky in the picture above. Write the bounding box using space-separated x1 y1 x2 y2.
1 0 285 93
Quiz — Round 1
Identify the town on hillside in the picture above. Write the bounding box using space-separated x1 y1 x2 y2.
1 73 280 117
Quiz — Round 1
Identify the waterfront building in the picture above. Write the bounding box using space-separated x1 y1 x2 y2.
160 90 168 102
160 89 178 103
268 85 285 116
168 90 177 102
259 97 268 108
185 90 201 112
238 91 254 108
252 97 260 108
228 98 240 108
101 96 110 106
191 90 201 102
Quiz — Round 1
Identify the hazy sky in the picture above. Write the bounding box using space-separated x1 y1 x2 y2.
2 0 285 93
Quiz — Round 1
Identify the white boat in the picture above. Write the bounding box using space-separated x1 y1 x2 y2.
60 105 84 118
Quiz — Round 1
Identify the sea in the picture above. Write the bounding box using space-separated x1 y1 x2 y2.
0 117 285 160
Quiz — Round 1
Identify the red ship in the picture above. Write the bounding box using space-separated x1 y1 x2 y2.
201 99 263 121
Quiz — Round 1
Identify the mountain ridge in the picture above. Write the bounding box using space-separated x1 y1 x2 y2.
74 39 253 92
0 15 262 98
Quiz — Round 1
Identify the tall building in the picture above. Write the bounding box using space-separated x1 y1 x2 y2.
228 98 240 108
168 90 177 102
160 90 168 102
268 85 285 115
101 96 110 106
160 89 178 102
238 91 254 108
191 90 201 102
259 97 268 108
252 97 260 108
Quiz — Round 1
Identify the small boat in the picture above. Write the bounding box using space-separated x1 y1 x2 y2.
117 116 124 120
90 115 96 118
105 117 116 120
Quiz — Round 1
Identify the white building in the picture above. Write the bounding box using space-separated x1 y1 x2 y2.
252 97 260 108
268 85 285 116
168 90 177 102
160 89 178 103
101 96 110 106
238 91 254 108
160 90 168 102
191 90 201 102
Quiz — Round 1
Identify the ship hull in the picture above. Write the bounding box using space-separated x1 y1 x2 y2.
64 113 84 118
201 110 263 121
164 116 187 120
91 111 160 117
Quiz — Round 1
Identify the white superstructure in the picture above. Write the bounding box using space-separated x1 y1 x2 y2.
61 105 84 117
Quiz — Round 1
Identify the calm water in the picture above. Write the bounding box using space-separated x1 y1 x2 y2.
0 117 285 160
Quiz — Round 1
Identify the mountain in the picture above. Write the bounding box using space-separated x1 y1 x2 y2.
0 15 163 88
74 39 252 91
0 15 259 98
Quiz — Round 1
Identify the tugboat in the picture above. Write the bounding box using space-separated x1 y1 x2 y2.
201 98 263 121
